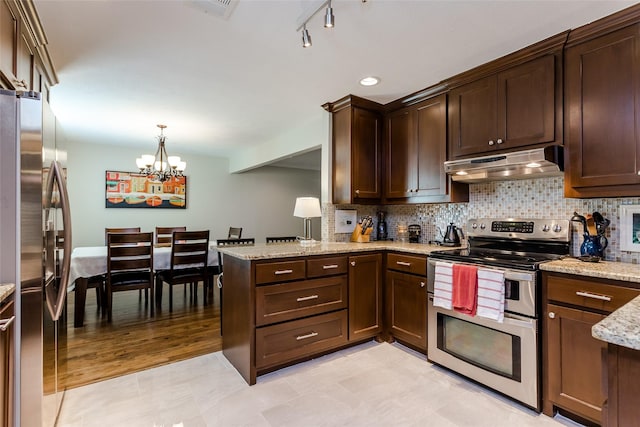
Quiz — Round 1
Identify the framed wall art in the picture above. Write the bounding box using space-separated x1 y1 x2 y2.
619 204 640 251
105 171 186 209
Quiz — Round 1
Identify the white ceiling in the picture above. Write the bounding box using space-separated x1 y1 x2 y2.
34 0 636 170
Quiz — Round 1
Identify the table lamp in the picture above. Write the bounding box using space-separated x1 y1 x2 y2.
293 197 321 245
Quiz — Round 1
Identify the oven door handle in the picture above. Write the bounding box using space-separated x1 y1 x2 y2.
502 313 536 330
428 294 535 330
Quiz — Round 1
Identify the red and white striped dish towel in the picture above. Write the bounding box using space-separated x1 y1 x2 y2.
433 261 453 310
476 268 505 322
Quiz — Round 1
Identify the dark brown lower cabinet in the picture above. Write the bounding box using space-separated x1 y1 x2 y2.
545 303 606 424
255 310 348 370
606 344 640 427
386 270 427 352
348 253 382 341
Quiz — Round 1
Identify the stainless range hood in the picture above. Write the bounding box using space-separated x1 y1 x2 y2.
444 145 563 183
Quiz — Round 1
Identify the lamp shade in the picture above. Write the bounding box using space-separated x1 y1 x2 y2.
293 197 321 218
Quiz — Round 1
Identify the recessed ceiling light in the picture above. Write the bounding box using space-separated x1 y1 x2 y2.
359 76 380 86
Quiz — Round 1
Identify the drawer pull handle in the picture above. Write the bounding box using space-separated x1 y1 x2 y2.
0 316 15 332
322 264 339 269
296 295 319 302
576 291 612 302
396 261 411 267
296 331 318 341
274 269 293 275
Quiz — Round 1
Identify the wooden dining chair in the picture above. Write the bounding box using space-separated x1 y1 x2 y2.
105 232 154 322
155 226 186 246
104 227 141 245
227 227 242 239
105 227 144 300
155 230 210 311
215 238 255 334
266 236 297 244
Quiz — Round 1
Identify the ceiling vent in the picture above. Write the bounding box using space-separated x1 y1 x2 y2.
184 0 239 20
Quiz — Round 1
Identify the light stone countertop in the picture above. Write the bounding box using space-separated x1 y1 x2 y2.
540 257 640 283
216 241 455 260
592 295 640 350
0 284 15 304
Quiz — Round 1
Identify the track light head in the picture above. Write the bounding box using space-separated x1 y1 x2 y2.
302 25 312 48
324 2 334 28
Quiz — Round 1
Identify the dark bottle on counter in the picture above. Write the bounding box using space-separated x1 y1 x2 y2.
377 211 388 241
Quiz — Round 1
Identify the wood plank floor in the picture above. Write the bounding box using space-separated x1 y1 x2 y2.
53 283 222 390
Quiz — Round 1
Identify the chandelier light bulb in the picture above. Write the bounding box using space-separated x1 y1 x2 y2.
142 154 155 167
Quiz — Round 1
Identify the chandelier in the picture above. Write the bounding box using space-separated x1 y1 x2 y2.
135 124 186 182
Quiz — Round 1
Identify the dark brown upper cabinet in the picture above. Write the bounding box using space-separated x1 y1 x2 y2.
448 54 557 159
324 95 383 205
446 32 566 160
0 1 57 92
564 6 640 198
385 93 468 203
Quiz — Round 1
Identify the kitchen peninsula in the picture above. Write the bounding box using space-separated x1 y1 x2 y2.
218 241 446 385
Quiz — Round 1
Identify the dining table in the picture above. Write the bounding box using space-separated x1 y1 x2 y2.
68 243 220 327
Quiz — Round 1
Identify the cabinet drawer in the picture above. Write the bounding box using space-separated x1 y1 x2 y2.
255 276 347 326
307 256 348 278
255 310 348 369
547 275 640 313
387 253 426 275
255 260 306 285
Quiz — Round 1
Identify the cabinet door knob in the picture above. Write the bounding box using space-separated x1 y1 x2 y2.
548 312 555 319
496 138 504 144
350 261 356 267
420 281 425 288
355 189 360 195
488 140 495 146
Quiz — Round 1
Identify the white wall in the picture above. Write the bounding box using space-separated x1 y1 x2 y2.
227 110 332 203
64 139 321 247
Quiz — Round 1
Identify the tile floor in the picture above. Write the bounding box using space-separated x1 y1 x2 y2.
56 341 584 427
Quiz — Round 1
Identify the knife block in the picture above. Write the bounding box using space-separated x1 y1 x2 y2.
350 224 372 243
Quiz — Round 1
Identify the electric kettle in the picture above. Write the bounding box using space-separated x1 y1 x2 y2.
442 223 463 247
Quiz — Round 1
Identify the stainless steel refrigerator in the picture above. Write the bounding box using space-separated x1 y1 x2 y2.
0 89 71 426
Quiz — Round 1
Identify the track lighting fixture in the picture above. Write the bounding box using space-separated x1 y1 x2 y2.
324 0 334 28
297 0 335 48
302 24 312 48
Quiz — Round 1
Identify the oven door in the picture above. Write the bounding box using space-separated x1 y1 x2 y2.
427 295 539 410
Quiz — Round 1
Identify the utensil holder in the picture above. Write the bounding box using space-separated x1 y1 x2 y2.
351 224 372 242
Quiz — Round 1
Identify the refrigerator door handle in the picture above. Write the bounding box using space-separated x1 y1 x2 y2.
45 160 72 321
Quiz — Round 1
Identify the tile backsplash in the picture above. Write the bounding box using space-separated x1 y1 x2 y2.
322 176 640 264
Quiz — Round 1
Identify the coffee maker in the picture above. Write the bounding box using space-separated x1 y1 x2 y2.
376 211 388 241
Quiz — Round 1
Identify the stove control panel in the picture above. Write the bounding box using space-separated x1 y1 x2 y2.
491 221 534 233
468 218 570 242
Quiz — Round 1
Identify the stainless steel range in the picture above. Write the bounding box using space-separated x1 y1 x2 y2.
427 218 570 411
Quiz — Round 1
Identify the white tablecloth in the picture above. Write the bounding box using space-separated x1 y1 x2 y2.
67 244 219 290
